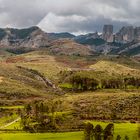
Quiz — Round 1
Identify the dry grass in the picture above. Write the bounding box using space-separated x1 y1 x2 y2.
61 90 140 120
0 77 3 83
16 51 68 81
49 39 93 56
90 60 140 77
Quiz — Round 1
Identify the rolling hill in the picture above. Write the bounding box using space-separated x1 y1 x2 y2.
90 60 140 77
0 51 70 106
48 39 94 56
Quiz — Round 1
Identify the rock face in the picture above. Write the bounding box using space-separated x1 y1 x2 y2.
102 25 140 43
102 25 114 42
115 26 135 43
115 26 140 43
74 32 105 46
134 27 140 41
0 26 50 49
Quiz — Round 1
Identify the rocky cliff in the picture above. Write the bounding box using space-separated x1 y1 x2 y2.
0 26 50 49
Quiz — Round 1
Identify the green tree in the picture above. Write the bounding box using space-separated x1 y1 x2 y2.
94 124 103 140
84 123 94 140
103 123 114 140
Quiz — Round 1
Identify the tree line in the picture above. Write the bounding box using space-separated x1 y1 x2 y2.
20 100 83 132
70 76 140 91
84 122 130 140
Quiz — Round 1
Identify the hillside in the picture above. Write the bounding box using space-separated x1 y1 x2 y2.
47 32 75 40
61 91 140 120
74 33 105 46
58 60 140 91
90 60 140 77
48 39 94 56
17 51 69 80
0 26 50 54
0 50 14 60
0 51 70 105
0 63 51 105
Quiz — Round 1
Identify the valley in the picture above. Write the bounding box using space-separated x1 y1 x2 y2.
0 26 139 140
0 49 139 140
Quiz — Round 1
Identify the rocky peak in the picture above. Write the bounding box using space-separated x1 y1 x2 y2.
102 25 114 42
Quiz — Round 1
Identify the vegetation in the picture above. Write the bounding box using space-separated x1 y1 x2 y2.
0 50 139 140
20 100 83 132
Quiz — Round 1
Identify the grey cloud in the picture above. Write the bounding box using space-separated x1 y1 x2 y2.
0 0 139 33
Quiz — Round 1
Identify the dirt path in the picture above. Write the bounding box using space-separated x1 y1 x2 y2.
0 117 20 129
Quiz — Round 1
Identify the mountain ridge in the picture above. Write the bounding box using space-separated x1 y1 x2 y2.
0 25 139 57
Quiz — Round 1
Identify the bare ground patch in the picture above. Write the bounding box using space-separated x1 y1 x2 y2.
0 77 3 83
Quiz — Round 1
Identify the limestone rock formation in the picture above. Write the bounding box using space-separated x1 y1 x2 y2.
102 25 114 42
115 26 134 43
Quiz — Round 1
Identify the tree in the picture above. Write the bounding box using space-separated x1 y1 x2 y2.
25 104 32 115
124 136 129 140
116 135 121 140
103 123 114 140
84 123 94 140
94 124 103 140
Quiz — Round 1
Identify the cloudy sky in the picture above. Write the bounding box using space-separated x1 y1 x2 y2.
0 0 139 34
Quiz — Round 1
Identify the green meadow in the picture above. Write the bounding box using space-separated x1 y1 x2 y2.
0 121 139 140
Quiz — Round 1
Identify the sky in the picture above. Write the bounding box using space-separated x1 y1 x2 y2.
0 0 140 34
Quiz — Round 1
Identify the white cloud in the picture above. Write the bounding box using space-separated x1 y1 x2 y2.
38 13 87 33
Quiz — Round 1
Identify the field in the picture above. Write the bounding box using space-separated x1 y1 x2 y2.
0 132 83 140
0 122 139 140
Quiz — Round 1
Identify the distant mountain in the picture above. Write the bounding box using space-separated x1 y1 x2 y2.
74 33 105 46
47 32 75 40
0 26 40 40
0 26 50 53
0 25 139 57
0 26 96 56
73 32 140 56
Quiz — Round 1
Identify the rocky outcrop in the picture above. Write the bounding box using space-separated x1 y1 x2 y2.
102 25 114 42
19 27 50 48
115 26 140 43
0 26 50 49
115 26 135 43
134 27 140 41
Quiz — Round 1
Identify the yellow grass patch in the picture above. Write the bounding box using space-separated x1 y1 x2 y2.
0 76 3 83
90 60 140 77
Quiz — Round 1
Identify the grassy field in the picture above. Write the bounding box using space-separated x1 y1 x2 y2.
0 132 83 140
0 114 19 128
88 121 139 140
90 60 140 77
0 122 139 140
18 51 68 81
0 106 24 109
